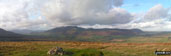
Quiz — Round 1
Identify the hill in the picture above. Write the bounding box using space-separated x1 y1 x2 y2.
34 26 143 42
10 29 44 34
0 28 25 41
46 26 142 35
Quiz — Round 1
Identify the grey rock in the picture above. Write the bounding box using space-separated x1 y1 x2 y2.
47 47 64 56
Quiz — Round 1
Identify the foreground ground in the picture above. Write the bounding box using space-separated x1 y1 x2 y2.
1 41 171 56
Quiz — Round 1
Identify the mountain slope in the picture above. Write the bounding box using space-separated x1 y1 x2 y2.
45 26 143 36
35 26 143 41
10 29 44 34
0 28 24 41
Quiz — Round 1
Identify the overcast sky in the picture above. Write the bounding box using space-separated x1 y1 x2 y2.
0 0 171 31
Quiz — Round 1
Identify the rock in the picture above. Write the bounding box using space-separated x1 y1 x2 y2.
47 47 64 56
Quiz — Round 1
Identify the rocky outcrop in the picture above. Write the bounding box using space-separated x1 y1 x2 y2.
47 47 64 56
47 47 74 56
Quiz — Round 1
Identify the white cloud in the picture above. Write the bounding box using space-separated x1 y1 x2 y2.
144 4 169 21
0 0 50 30
0 0 171 31
80 4 171 31
42 0 131 26
127 4 171 31
0 0 127 30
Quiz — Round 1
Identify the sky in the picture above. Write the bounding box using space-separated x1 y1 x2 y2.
0 0 170 31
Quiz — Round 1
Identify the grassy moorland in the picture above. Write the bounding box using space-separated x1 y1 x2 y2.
1 41 171 56
1 32 171 56
1 33 171 56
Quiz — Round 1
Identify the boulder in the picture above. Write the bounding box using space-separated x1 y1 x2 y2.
47 47 64 56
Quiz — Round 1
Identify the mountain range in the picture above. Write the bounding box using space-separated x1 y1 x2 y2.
32 26 143 41
0 26 143 41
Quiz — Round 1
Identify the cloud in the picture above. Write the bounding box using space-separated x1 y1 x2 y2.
0 0 48 30
0 0 171 31
126 4 171 31
0 0 28 29
144 4 169 21
42 0 131 26
0 0 127 30
113 0 123 7
81 4 171 31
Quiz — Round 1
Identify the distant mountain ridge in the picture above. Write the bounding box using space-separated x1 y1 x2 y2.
0 26 144 41
45 26 143 35
0 28 24 41
0 28 20 36
10 29 44 34
34 26 143 41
